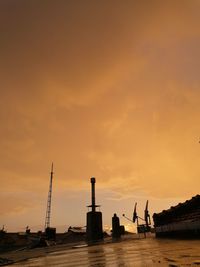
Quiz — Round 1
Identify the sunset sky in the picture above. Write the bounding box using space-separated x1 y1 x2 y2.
1 0 200 232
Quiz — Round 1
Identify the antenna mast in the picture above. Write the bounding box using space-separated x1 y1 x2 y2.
44 163 54 230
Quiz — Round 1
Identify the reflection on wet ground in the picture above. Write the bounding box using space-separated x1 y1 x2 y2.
12 237 200 266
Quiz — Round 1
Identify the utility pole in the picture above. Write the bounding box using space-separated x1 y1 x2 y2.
44 163 54 230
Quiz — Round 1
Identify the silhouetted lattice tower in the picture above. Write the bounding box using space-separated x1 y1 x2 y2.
44 163 54 230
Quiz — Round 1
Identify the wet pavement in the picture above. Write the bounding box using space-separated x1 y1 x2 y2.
11 236 200 266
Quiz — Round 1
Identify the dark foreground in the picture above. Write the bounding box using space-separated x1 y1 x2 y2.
1 234 200 267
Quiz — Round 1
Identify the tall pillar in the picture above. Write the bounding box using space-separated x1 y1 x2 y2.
86 177 103 242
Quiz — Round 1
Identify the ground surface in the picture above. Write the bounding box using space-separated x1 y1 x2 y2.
1 235 200 266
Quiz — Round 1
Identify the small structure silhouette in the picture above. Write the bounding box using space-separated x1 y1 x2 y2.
112 213 121 238
123 200 151 235
25 226 30 234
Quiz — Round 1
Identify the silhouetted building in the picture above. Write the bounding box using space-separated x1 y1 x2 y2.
153 195 200 238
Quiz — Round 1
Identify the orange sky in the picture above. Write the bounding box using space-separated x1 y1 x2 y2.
1 0 200 232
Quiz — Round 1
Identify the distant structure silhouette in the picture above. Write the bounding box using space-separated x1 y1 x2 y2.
123 200 151 235
144 200 151 230
86 177 103 242
44 163 56 241
44 163 54 230
112 213 121 238
26 226 30 234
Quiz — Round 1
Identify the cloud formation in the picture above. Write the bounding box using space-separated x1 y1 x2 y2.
1 0 200 228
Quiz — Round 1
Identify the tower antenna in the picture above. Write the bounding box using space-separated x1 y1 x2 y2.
44 163 54 230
